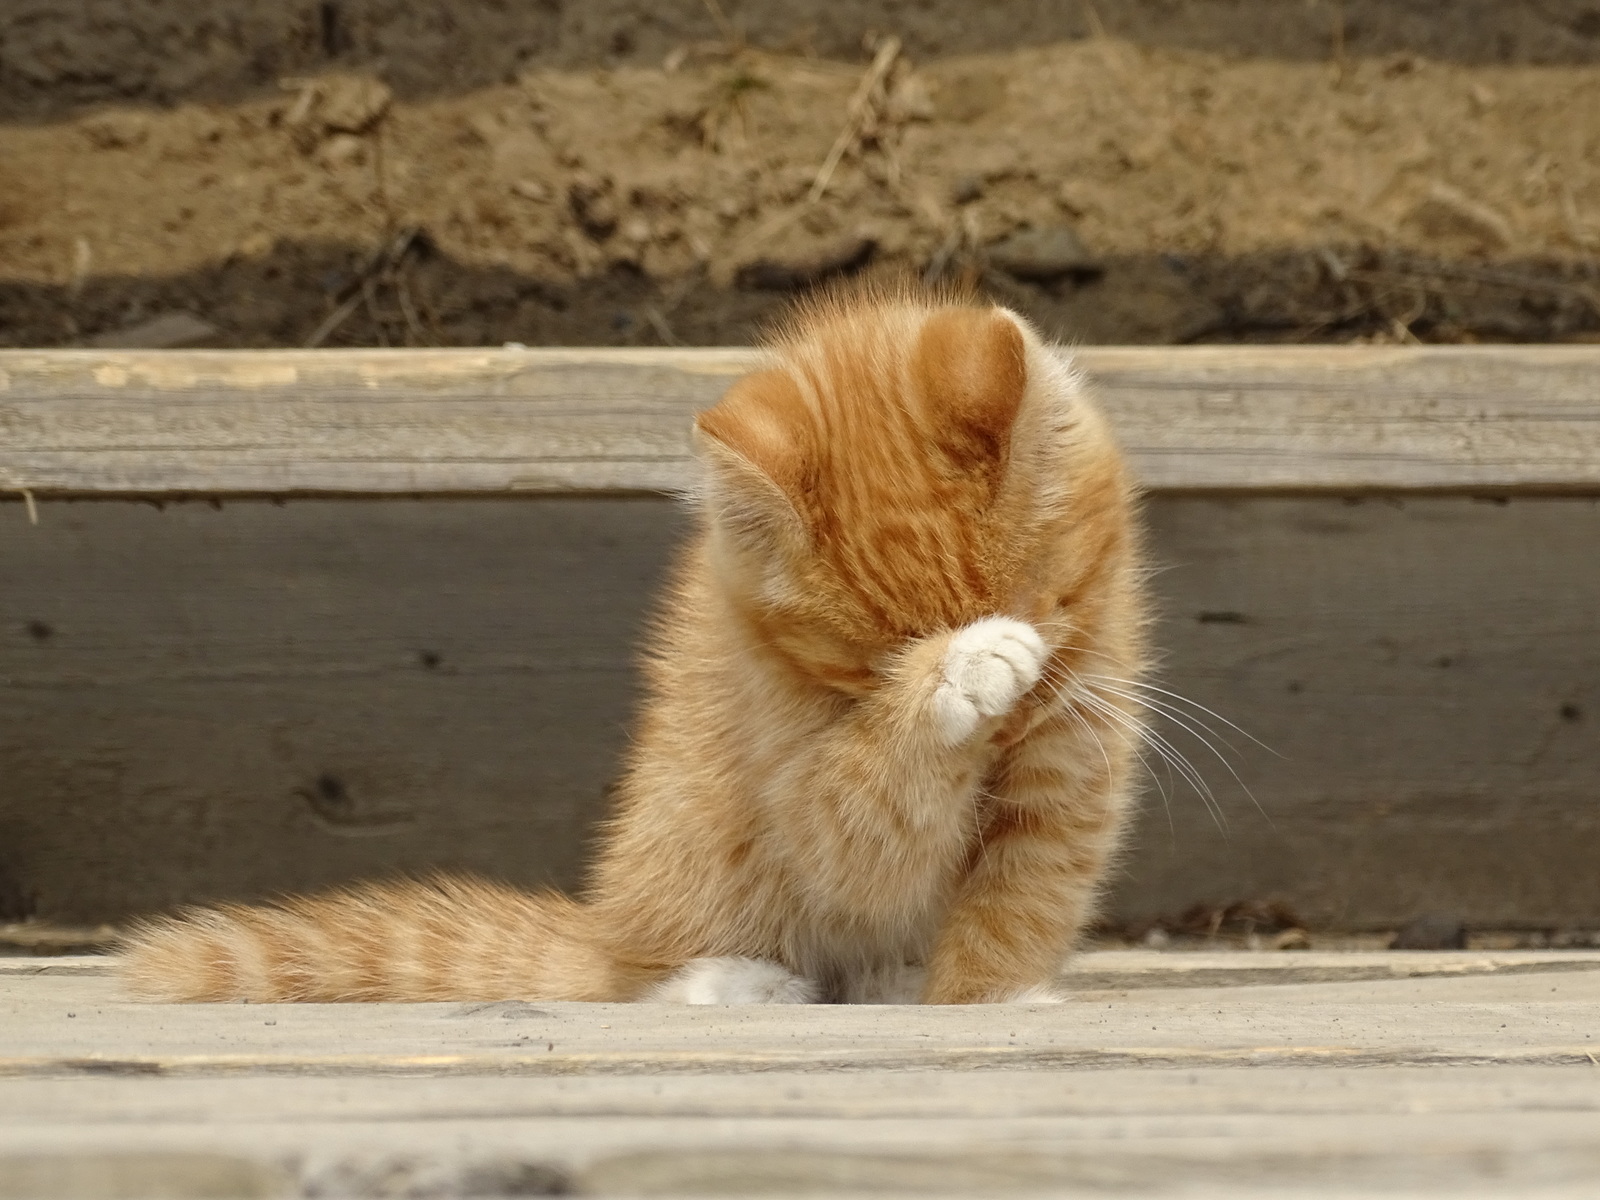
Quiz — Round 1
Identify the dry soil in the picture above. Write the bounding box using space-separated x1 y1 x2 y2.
3 0 1599 348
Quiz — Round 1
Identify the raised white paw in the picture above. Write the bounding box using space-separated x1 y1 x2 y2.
647 957 819 1005
931 617 1049 745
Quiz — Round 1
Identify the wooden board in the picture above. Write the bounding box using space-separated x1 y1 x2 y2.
0 498 678 921
2 345 1599 495
1 951 1598 1198
1118 493 1600 930
2 494 1595 930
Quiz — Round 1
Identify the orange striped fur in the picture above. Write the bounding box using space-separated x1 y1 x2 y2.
121 286 1148 1005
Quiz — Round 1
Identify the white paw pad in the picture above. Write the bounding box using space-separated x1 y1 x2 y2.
932 617 1049 744
648 957 819 1005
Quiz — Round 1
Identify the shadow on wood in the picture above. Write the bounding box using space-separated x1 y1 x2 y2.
2 494 1595 929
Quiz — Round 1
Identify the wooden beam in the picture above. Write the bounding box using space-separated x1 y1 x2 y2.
4 495 1596 930
1 346 1597 495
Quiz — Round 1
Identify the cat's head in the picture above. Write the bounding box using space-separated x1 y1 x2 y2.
693 291 1122 692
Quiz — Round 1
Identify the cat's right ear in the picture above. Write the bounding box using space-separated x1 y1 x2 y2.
693 369 814 539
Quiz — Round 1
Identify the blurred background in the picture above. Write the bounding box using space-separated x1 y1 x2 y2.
3 0 1599 350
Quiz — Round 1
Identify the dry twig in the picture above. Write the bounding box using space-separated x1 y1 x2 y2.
396 274 429 345
642 306 683 346
808 36 901 203
304 226 420 348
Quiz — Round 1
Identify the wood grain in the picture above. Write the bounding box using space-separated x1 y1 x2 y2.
4 960 1599 1196
3 960 1598 1069
1 345 1597 495
2 495 1596 929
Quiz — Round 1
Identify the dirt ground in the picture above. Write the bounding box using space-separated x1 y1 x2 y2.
3 1 1600 348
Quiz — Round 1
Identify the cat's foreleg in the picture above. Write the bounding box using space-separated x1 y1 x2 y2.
921 713 1133 1004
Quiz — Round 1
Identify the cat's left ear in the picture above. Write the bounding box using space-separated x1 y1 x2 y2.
912 306 1029 475
693 368 814 537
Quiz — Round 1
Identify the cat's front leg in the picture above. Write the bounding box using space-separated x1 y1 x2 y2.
920 709 1137 1004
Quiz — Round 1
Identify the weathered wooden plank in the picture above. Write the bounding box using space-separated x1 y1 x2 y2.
3 961 1599 1196
0 497 676 922
2 495 1595 930
1 1135 1597 1200
1 346 1597 495
7 1059 1600 1122
4 1113 1600 1199
3 961 1598 1071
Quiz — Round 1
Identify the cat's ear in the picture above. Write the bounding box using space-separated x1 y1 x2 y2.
693 368 814 536
912 306 1028 473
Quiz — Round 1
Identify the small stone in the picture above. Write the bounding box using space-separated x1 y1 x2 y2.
235 231 276 259
1055 180 1099 217
987 225 1103 282
569 173 618 240
1270 928 1312 951
317 133 366 167
734 235 877 291
510 178 552 203
885 71 936 122
1404 182 1513 249
89 312 221 349
318 75 392 135
1390 914 1468 951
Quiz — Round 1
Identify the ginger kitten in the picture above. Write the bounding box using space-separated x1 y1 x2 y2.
122 289 1148 1005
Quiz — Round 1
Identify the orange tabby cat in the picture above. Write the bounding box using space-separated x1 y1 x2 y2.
121 288 1148 1005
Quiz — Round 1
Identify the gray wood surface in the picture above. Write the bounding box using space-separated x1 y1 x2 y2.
1 494 1596 930
2 345 1598 495
2 951 1598 1198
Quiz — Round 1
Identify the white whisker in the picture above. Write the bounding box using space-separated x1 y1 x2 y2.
1056 696 1178 837
1088 679 1271 827
1056 676 1228 833
1086 681 1245 758
1082 673 1280 757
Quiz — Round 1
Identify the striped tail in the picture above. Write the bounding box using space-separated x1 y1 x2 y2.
119 874 640 1002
